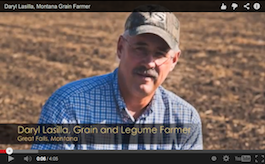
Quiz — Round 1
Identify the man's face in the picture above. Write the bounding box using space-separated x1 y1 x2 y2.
117 33 180 98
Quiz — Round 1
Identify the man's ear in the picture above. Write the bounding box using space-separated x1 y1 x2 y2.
170 50 181 71
117 35 124 59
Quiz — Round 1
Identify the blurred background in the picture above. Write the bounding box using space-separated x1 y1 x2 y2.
0 12 264 150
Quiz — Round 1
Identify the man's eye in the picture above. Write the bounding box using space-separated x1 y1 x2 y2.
135 47 148 53
136 47 146 51
155 52 166 58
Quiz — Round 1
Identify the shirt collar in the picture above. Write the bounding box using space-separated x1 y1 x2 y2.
112 68 127 112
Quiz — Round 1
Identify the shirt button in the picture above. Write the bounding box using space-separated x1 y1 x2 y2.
122 118 127 122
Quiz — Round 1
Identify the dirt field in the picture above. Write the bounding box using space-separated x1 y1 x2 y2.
0 12 264 150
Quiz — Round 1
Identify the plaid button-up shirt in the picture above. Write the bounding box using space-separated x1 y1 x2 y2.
31 68 203 150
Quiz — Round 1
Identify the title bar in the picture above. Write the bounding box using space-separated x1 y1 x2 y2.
0 1 264 12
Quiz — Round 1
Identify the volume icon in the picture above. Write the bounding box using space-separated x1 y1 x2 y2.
24 156 32 162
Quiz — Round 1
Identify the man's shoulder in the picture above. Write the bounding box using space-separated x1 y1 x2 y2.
51 71 114 101
158 86 201 123
158 86 194 109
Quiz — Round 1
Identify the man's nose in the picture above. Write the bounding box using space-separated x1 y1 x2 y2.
142 55 156 68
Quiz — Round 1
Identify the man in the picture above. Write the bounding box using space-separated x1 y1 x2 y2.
31 4 203 150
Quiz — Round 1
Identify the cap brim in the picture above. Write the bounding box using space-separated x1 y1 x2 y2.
127 25 179 51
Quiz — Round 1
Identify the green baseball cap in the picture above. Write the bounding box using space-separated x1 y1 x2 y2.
124 4 180 51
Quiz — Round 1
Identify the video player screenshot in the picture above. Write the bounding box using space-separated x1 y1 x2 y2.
0 1 264 163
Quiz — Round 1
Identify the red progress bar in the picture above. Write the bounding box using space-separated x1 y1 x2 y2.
0 149 6 154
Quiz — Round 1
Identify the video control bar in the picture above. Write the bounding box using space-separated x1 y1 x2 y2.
0 148 264 164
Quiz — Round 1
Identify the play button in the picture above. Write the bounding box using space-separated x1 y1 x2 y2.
8 156 14 162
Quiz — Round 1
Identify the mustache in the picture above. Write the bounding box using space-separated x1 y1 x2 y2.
133 66 158 79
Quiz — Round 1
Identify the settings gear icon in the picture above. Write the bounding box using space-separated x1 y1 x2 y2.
223 155 230 162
